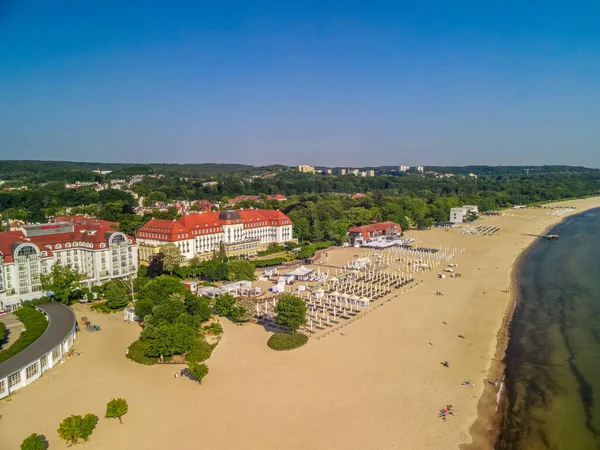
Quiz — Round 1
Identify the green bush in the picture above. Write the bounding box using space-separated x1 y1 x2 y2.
89 301 114 314
257 244 286 256
186 339 214 363
214 294 236 316
267 333 308 351
0 322 6 348
21 297 49 308
0 307 48 363
251 257 287 268
126 339 158 365
203 322 223 335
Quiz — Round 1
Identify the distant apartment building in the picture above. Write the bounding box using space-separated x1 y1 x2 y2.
326 169 333 175
298 165 315 173
339 169 347 176
65 182 97 189
351 169 360 176
417 166 424 173
228 195 287 204
399 165 410 172
368 170 376 177
136 209 294 262
0 220 138 312
449 205 479 224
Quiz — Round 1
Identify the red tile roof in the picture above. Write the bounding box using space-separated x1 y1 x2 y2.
52 215 119 229
0 222 134 262
347 221 401 242
136 209 292 242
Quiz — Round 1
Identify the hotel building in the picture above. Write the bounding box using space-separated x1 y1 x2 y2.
136 209 294 262
0 219 138 312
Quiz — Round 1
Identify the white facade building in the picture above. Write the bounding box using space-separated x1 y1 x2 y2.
0 303 77 399
0 220 137 312
449 205 480 223
136 209 294 262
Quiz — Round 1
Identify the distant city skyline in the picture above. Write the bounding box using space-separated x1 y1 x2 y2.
1 1 599 168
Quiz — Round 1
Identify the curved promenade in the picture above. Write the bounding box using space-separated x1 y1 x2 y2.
0 304 77 399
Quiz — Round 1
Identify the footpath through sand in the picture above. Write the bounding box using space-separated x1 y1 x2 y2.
1 197 600 450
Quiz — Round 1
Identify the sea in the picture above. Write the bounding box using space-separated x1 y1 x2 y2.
496 207 600 449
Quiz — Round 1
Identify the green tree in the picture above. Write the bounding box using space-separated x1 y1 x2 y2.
214 294 236 316
227 260 255 281
105 398 129 424
187 362 209 384
230 304 253 323
274 294 307 333
134 276 186 318
147 252 165 277
217 242 227 261
146 323 196 358
118 214 144 237
98 201 125 222
151 299 186 324
199 259 229 281
81 414 98 441
57 413 98 444
184 295 212 322
40 262 82 305
159 243 181 273
104 281 129 309
20 433 46 450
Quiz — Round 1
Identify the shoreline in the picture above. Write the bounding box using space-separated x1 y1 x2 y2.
462 203 600 450
3 199 600 450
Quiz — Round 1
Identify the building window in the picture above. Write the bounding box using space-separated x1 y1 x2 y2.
26 362 39 379
41 355 48 369
52 346 62 361
8 371 21 388
0 379 5 394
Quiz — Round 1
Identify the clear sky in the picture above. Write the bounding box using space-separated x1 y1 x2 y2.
1 1 599 167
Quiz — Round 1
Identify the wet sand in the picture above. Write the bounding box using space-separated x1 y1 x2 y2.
2 197 600 450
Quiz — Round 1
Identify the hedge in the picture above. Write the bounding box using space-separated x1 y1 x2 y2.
267 332 308 351
126 339 158 365
251 257 287 268
0 307 48 363
185 339 214 363
0 322 6 349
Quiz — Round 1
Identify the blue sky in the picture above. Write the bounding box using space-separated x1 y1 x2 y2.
1 1 599 167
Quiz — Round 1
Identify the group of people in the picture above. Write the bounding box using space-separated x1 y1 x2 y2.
439 405 454 421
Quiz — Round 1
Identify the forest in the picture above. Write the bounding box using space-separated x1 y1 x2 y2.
1 162 600 243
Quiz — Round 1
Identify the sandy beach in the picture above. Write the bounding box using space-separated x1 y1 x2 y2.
2 197 600 450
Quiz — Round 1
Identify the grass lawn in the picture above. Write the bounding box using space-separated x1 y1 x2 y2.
267 332 308 351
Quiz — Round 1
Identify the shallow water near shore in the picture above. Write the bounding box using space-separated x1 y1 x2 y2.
497 208 600 449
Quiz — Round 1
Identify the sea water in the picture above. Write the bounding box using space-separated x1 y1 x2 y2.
497 208 600 449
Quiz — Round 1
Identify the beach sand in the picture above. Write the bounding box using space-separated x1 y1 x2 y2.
2 198 600 450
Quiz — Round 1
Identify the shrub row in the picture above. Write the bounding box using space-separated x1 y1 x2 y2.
0 322 6 349
126 339 158 365
186 339 214 363
267 332 308 351
251 257 287 268
0 307 48 363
